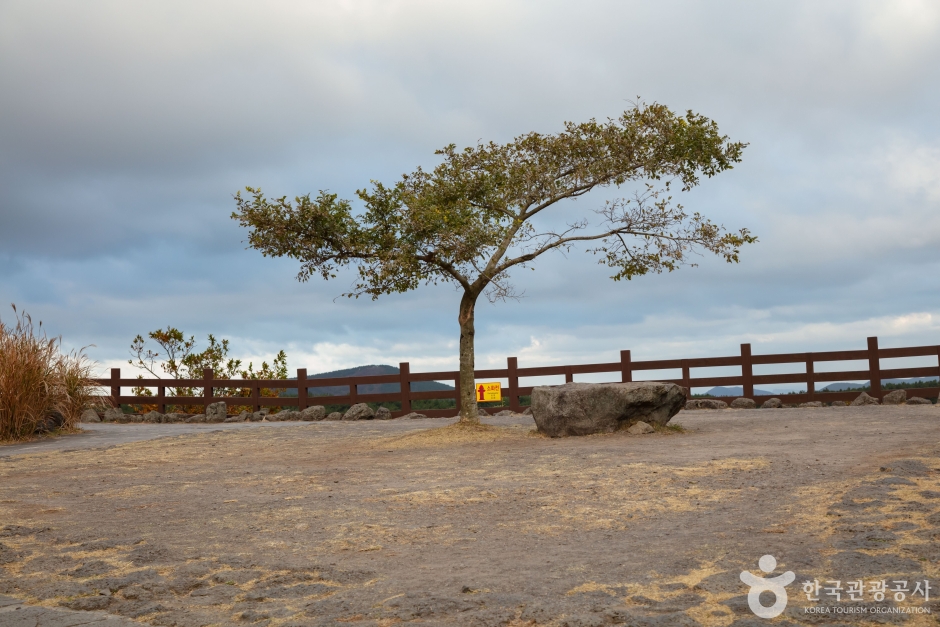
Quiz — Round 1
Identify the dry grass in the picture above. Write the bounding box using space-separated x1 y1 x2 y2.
0 305 102 441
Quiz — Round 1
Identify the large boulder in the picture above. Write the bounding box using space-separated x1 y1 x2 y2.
80 408 101 423
205 401 227 422
851 392 880 406
102 407 124 423
908 397 932 405
882 389 906 405
374 407 392 420
531 382 685 437
343 403 375 421
684 398 728 410
301 405 326 421
730 398 757 409
761 398 783 409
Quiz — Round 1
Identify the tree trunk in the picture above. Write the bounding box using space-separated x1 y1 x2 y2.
457 290 479 424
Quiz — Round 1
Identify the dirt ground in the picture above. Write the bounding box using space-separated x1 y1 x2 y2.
1 405 939 627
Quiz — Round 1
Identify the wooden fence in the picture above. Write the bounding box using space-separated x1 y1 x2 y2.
95 336 940 417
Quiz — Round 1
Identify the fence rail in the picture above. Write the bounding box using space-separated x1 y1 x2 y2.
94 336 940 417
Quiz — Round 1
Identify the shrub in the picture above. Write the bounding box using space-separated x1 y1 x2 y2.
0 305 101 441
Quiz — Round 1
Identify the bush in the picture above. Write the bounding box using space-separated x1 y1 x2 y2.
0 306 101 441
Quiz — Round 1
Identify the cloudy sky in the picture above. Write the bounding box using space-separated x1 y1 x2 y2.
2 0 939 390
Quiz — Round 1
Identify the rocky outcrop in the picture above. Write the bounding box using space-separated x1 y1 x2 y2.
851 392 880 406
80 409 101 423
684 399 728 410
882 390 906 405
343 403 375 421
205 402 227 423
761 398 783 409
907 397 932 405
531 382 685 438
301 406 326 421
374 407 392 420
626 420 655 435
730 398 757 409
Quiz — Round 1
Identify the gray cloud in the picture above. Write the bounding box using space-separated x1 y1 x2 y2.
1 0 939 376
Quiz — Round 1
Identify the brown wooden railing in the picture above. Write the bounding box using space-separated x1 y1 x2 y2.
94 336 940 417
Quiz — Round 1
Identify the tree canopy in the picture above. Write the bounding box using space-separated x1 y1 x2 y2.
233 102 756 422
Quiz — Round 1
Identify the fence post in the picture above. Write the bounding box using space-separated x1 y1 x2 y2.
110 367 120 408
157 385 166 414
868 337 881 400
507 357 520 412
349 377 358 407
251 380 260 413
203 368 213 413
681 359 691 398
297 368 308 411
620 350 632 383
564 365 573 384
399 362 412 415
741 343 753 399
806 353 815 401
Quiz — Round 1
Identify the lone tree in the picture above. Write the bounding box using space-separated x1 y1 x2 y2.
232 103 756 423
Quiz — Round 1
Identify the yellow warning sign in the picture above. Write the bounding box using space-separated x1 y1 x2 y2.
475 381 502 402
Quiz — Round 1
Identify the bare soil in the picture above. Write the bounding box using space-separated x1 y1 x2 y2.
1 406 939 626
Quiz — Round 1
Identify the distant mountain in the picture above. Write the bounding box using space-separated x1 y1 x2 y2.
820 377 938 392
705 386 775 397
281 364 454 397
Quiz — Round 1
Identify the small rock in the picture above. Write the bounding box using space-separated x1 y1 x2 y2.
186 413 206 423
477 408 490 416
35 410 66 433
205 401 227 422
143 411 164 423
799 401 823 408
907 397 932 405
223 413 245 423
300 405 326 421
684 399 728 410
830 400 847 407
325 412 343 421
403 412 428 419
851 392 880 406
127 413 144 423
248 411 264 422
523 407 533 415
761 398 783 409
343 403 375 421
81 408 101 423
102 407 124 423
730 398 756 409
626 421 655 435
494 409 515 417
374 407 392 420
272 410 300 421
882 389 907 405
163 412 187 423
